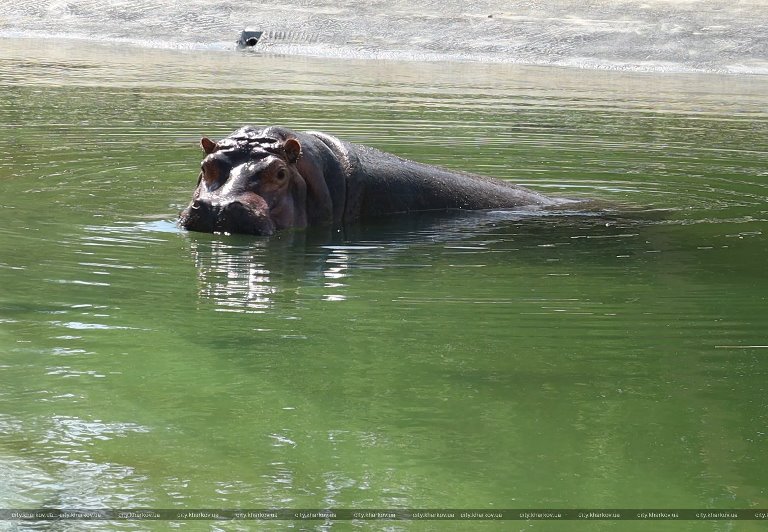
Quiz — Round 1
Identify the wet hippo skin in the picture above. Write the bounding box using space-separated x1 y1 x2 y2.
179 125 560 235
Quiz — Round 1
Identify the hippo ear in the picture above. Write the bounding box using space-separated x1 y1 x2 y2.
200 137 217 154
284 138 302 164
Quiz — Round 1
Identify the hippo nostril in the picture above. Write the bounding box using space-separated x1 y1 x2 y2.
179 197 217 232
191 199 209 210
216 197 275 235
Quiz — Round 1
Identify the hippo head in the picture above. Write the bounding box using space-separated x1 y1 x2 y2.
179 127 308 236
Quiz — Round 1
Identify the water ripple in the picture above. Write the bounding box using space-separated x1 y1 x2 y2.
3 0 767 73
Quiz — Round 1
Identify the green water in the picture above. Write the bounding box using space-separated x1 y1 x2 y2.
1 39 768 529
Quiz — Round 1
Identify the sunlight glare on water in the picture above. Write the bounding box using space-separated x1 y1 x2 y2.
3 0 768 73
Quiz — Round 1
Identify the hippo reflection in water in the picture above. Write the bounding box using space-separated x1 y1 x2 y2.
179 125 562 235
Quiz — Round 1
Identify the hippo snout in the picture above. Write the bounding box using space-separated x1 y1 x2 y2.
179 199 218 233
179 194 276 236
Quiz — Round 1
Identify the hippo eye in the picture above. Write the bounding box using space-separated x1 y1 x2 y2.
276 169 287 181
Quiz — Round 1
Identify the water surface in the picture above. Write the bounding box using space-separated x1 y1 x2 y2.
1 38 768 529
4 0 768 73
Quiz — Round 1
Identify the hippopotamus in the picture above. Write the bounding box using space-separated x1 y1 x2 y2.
179 125 560 235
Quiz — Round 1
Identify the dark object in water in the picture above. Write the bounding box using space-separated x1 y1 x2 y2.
179 125 562 236
237 29 263 48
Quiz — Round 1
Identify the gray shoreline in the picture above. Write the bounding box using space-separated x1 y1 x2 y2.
2 0 767 74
